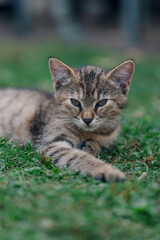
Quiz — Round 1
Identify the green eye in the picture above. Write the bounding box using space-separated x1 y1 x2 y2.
96 99 108 107
70 98 81 107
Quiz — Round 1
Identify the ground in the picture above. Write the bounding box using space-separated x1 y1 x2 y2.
0 42 160 240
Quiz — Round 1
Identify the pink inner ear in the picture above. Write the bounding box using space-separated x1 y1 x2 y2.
116 61 134 86
49 59 66 85
108 60 134 86
49 60 59 80
121 82 128 89
124 62 134 84
54 79 61 86
124 70 133 85
49 58 73 88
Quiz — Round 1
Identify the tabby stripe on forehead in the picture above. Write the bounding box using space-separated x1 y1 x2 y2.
88 70 96 81
95 72 103 89
97 88 107 99
84 70 96 94
92 89 95 96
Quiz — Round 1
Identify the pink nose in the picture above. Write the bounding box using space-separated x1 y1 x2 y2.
82 118 93 125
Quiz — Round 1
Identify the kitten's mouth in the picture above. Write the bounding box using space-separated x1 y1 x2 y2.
84 125 92 129
74 118 100 131
85 124 91 128
81 124 98 132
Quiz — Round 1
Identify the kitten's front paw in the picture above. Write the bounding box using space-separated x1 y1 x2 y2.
80 139 100 156
92 165 126 182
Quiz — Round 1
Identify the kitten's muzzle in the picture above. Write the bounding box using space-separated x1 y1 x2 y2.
82 118 93 125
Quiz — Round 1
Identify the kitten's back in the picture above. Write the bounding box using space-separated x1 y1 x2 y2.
0 88 53 142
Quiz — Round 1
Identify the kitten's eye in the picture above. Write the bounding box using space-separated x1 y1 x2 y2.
96 99 108 107
70 98 81 107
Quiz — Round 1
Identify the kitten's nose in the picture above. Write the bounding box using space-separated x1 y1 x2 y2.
82 118 93 125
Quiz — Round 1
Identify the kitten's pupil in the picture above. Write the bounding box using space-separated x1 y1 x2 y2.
96 99 108 107
71 98 81 107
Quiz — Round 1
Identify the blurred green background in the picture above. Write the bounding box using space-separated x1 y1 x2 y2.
0 1 160 240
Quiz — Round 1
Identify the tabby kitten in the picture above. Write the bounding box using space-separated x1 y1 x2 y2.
0 58 134 182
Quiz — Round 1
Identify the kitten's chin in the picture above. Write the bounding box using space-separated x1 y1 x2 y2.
75 123 99 132
81 126 98 132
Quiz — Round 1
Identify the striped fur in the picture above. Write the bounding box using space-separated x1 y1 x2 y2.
0 58 134 182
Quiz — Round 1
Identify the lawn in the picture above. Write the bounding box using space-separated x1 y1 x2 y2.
0 42 160 240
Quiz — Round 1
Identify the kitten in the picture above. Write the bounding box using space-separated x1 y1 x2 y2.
0 58 134 182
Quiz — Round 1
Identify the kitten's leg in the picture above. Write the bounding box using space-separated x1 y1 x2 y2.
79 139 101 157
41 140 125 182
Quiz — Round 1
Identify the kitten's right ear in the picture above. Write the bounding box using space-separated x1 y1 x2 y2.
107 60 135 95
49 58 75 90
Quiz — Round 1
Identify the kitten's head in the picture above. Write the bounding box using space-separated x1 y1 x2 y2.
49 58 134 132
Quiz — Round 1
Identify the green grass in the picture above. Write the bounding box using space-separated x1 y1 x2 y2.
0 42 160 240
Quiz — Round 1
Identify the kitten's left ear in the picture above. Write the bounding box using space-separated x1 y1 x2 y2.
107 60 135 95
49 58 75 90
